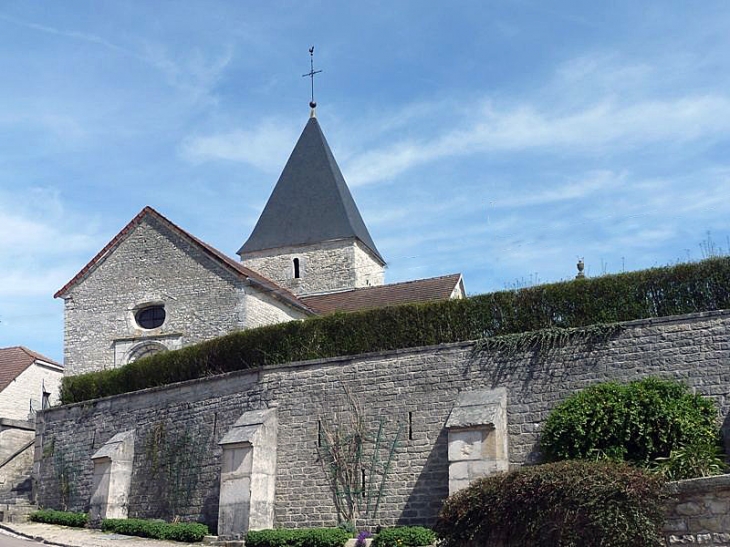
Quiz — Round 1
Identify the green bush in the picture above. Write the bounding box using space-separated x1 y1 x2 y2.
540 377 719 472
29 509 88 527
101 518 208 542
653 440 728 480
245 527 351 547
373 526 435 546
435 460 667 547
61 257 730 404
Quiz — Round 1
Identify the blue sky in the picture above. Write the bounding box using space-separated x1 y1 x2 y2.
2 1 730 362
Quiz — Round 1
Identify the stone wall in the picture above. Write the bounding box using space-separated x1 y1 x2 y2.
240 238 384 297
36 310 730 533
0 426 34 491
665 475 730 546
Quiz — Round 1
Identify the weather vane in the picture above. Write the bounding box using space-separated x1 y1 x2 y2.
302 46 322 110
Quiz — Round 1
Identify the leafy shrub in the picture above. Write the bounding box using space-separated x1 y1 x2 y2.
435 460 667 547
29 509 88 527
373 526 435 546
540 377 719 472
653 440 728 480
61 257 730 404
245 527 351 547
101 518 208 542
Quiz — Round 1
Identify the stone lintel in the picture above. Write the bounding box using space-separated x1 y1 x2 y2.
91 429 135 461
446 388 506 429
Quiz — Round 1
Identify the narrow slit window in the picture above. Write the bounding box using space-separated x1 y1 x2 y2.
408 411 414 440
317 419 322 447
361 469 366 497
293 258 301 279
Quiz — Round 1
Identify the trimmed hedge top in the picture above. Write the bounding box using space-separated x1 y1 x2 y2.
61 257 730 404
245 527 351 547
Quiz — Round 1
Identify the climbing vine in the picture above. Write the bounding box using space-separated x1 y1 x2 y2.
51 445 78 511
143 421 212 519
318 385 401 527
474 323 623 357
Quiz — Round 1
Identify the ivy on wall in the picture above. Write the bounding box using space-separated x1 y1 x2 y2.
140 421 212 520
61 257 730 404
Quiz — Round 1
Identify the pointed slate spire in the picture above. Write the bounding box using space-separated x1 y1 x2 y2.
238 117 384 264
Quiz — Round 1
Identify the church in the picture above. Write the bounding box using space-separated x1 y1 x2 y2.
55 108 465 376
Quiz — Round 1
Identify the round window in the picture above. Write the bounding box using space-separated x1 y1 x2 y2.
135 306 166 329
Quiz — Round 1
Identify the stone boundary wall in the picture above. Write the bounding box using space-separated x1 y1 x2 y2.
665 475 730 546
35 310 730 533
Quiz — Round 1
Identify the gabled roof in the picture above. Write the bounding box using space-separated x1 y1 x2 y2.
0 347 62 393
54 207 314 315
238 116 384 264
301 273 464 314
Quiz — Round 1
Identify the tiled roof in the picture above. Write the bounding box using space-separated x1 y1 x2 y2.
0 347 62 393
301 273 464 314
238 116 384 264
54 206 314 315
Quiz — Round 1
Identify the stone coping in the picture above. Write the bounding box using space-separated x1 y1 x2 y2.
666 473 730 495
41 308 730 415
0 418 34 431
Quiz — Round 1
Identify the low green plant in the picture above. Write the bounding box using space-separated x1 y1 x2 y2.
245 528 351 547
29 509 88 528
435 460 667 547
653 440 728 480
61 257 730 404
101 518 208 542
373 526 435 546
540 377 719 472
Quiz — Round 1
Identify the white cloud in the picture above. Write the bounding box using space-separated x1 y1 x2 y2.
344 94 730 186
0 187 102 295
180 120 299 172
138 41 234 104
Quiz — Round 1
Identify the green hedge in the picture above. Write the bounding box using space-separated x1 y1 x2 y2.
101 518 208 542
373 526 435 546
435 460 667 547
61 257 730 404
540 377 719 469
29 509 88 527
245 527 351 547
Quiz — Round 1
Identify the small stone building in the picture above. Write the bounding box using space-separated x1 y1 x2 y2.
56 109 465 375
0 347 62 421
0 347 62 498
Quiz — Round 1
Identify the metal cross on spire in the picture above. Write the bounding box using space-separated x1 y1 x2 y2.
302 46 322 111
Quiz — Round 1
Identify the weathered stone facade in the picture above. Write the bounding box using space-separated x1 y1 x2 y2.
60 215 305 375
35 310 730 533
240 239 385 297
0 362 62 420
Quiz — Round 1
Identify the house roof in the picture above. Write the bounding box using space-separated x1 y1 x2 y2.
238 116 384 264
54 206 314 315
0 347 62 393
301 273 464 314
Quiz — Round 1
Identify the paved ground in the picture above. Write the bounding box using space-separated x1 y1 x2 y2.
0 522 206 547
0 527 43 546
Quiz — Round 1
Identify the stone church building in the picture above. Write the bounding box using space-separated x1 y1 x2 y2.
55 111 464 376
